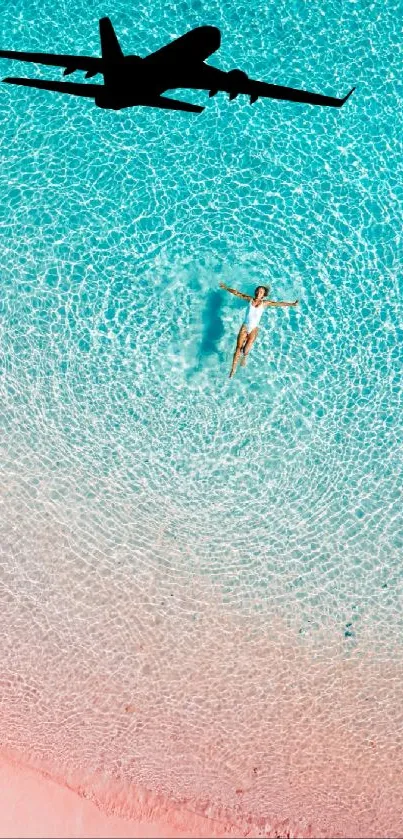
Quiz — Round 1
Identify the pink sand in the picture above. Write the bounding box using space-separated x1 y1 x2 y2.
0 752 181 838
0 751 236 839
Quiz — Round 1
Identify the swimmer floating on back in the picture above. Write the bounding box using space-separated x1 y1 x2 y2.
219 283 298 378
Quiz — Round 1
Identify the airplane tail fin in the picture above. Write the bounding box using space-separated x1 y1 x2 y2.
99 17 124 84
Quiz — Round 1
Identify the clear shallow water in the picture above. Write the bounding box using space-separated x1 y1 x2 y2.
1 0 403 835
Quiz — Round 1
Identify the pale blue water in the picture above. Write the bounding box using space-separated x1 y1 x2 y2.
1 0 403 831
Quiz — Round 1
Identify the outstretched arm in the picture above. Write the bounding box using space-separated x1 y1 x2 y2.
219 282 251 301
264 299 299 307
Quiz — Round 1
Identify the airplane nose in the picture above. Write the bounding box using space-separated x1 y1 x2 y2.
191 25 220 60
202 25 221 52
192 26 220 50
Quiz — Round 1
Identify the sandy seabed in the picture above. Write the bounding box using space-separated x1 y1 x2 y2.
2 510 403 839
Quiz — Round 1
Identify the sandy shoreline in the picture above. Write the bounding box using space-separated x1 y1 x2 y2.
1 750 268 839
0 751 182 838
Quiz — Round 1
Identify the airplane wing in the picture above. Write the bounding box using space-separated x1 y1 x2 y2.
197 66 355 108
242 79 355 108
3 77 204 112
145 95 204 113
3 77 101 97
0 50 101 77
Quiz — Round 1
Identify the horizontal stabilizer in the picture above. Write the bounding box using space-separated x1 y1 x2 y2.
3 77 100 98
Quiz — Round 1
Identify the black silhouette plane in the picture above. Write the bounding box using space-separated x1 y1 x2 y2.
0 18 355 114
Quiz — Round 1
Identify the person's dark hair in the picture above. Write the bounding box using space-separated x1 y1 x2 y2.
255 285 269 297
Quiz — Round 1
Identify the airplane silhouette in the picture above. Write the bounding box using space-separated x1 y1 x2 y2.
0 18 355 114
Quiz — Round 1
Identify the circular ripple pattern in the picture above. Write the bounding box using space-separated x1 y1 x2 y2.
1 0 403 836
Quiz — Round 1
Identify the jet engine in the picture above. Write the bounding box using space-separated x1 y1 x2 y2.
226 68 248 100
62 66 99 78
209 68 259 104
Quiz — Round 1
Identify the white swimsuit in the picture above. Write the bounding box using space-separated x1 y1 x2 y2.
244 301 264 332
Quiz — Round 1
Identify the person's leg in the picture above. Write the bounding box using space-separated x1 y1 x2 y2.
229 325 248 378
240 327 258 367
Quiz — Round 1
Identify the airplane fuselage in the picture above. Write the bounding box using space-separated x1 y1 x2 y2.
94 58 237 109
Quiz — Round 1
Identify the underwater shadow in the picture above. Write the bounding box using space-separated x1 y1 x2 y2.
199 289 225 360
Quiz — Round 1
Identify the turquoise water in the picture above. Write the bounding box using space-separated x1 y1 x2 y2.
1 0 403 833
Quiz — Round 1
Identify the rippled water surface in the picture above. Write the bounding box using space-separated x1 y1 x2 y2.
1 0 403 836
